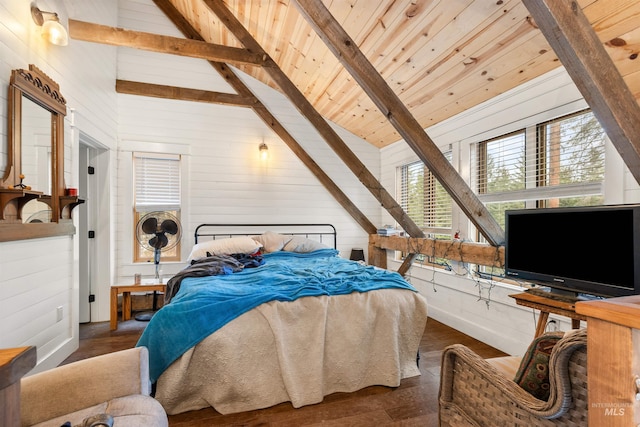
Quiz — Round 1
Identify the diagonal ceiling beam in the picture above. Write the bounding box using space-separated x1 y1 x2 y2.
202 0 425 240
151 0 377 236
68 19 266 67
115 80 257 107
292 0 505 246
522 0 640 185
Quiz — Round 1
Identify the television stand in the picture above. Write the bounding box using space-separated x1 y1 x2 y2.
509 290 588 337
524 287 581 302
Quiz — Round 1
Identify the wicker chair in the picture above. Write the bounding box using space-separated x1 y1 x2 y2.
439 329 587 427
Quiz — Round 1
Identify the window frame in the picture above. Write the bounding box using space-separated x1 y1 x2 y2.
133 152 182 263
471 109 607 275
397 152 454 267
474 109 605 215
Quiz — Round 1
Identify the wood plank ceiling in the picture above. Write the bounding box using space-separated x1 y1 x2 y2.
164 0 640 148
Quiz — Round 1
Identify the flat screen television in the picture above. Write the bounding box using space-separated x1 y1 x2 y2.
504 204 640 299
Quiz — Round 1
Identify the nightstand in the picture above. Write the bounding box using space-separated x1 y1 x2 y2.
110 283 166 330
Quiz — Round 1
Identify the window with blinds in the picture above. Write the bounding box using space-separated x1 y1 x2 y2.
133 152 181 262
473 109 605 230
536 110 605 207
398 156 453 267
399 153 453 238
472 109 605 278
475 131 526 228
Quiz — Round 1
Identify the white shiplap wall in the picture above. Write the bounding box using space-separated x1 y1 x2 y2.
111 0 382 295
0 0 118 371
381 67 640 356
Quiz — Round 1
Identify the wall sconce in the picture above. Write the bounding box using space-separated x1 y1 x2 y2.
31 4 69 46
259 142 269 160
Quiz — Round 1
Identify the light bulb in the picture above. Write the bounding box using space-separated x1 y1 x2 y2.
259 143 268 160
42 19 68 46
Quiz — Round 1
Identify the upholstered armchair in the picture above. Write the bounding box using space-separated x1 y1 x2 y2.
439 329 587 427
20 347 168 427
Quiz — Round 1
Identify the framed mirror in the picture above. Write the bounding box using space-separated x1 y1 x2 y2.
0 64 74 241
21 95 54 223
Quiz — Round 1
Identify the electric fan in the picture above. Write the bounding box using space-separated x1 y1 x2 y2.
134 211 182 321
26 209 52 223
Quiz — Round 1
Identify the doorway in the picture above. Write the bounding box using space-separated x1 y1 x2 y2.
78 134 108 323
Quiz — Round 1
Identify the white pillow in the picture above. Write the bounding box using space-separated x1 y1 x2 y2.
251 231 292 253
282 236 329 253
187 236 263 262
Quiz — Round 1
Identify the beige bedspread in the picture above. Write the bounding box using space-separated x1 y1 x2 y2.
155 288 428 415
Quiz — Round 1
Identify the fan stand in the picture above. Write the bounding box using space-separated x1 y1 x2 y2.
134 247 162 322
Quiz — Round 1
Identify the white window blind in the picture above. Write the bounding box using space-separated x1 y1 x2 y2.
476 131 526 195
473 109 605 230
536 110 605 207
134 153 181 212
399 153 452 235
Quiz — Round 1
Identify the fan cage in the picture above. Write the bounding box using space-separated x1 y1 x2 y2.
133 210 182 263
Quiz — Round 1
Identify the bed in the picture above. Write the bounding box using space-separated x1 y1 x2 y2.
137 224 428 415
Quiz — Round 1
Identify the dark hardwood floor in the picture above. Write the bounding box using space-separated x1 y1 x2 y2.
63 317 506 426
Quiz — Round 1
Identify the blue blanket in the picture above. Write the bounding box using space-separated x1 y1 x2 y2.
136 249 417 382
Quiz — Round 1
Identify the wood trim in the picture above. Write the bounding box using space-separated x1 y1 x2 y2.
369 234 504 267
397 253 417 276
292 0 505 246
116 80 257 107
0 221 75 242
576 296 640 425
585 318 638 425
0 346 36 427
523 0 640 185
68 19 267 67
367 241 387 270
576 295 640 330
10 66 66 115
202 0 425 239
151 0 377 236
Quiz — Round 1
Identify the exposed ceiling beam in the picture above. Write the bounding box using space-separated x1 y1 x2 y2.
203 0 425 240
115 80 257 107
68 19 266 67
151 0 377 236
292 0 505 246
523 0 640 185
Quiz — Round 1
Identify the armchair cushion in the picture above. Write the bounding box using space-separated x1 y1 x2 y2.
21 347 167 427
29 395 165 427
513 331 564 401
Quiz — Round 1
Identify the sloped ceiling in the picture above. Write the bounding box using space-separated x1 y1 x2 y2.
164 0 640 148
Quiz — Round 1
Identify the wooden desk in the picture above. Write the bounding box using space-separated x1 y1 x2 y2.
509 292 586 337
110 283 166 330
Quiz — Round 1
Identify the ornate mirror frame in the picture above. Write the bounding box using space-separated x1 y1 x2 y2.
0 64 79 241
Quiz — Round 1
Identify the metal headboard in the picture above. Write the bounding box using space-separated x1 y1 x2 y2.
194 223 337 249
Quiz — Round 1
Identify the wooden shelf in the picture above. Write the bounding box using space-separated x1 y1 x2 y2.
509 292 586 337
60 196 84 220
0 188 43 221
0 191 80 241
